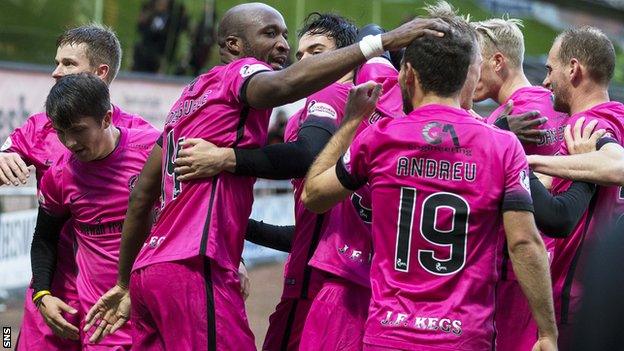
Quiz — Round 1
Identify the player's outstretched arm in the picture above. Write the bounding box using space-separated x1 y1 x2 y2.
174 119 336 181
503 210 558 349
84 144 162 343
529 171 596 237
303 82 381 213
246 219 295 253
529 117 624 186
245 18 446 109
30 208 79 340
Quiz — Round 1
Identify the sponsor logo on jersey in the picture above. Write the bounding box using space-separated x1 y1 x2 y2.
380 311 462 335
422 122 460 147
0 137 12 151
307 100 338 120
239 63 270 78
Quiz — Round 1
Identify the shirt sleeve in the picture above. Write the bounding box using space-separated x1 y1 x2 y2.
335 126 374 191
303 87 349 128
355 57 397 85
501 138 534 212
2 115 40 164
227 58 273 106
38 166 69 218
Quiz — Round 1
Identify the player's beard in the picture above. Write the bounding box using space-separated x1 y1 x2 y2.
551 81 571 114
400 83 414 114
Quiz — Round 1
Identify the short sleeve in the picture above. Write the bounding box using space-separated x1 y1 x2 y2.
2 115 40 163
335 126 374 191
38 166 69 218
355 57 397 85
303 85 351 127
501 138 534 212
227 58 273 106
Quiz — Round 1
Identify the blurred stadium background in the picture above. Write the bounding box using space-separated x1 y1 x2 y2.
0 0 623 349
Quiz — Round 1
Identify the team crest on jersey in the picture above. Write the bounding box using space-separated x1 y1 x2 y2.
307 101 337 119
239 64 270 78
0 137 12 151
519 170 531 194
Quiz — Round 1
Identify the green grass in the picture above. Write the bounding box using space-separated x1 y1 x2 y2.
0 0 618 82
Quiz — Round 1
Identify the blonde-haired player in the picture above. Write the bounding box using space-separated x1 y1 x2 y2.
472 17 567 351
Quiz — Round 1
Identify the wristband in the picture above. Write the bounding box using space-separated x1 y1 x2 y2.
359 35 384 60
32 290 51 305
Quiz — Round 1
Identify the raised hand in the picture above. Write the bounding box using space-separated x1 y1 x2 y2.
494 100 548 143
343 81 383 123
381 18 447 51
564 117 606 155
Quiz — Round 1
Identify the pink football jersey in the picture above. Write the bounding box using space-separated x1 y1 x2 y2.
133 58 274 273
2 106 152 300
309 58 404 288
549 101 624 326
486 86 567 156
337 104 533 350
38 127 159 345
280 81 353 299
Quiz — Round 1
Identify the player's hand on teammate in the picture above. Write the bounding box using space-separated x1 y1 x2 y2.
381 17 447 51
84 284 130 343
0 152 29 186
37 294 80 340
564 117 606 155
239 261 251 301
343 81 383 123
174 138 235 180
496 100 548 144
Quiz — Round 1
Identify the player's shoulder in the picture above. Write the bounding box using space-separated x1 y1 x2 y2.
21 112 51 129
112 105 154 129
123 126 160 150
227 57 273 78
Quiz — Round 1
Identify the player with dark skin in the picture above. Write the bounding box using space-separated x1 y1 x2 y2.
84 2 447 343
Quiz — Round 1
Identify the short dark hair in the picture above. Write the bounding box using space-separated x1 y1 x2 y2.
57 24 122 84
556 26 615 86
46 73 110 129
297 12 357 49
403 2 478 97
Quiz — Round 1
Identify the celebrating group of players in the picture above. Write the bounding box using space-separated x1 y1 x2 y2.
1 1 623 350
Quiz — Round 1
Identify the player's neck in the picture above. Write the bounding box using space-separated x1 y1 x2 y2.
96 127 121 160
338 71 354 84
569 84 610 116
497 70 531 105
416 94 461 110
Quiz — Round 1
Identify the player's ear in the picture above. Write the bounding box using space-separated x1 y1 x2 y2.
569 58 582 85
225 35 243 56
102 110 112 129
94 64 110 83
493 53 504 72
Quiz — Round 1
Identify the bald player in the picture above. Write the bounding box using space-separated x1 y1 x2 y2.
529 26 624 350
3 25 152 351
85 3 446 350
